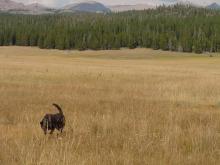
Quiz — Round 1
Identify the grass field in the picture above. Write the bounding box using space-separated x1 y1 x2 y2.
0 47 220 165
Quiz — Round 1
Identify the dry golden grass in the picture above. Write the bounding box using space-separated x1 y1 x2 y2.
0 46 220 165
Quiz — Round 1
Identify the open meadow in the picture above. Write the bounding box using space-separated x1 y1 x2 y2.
0 47 220 165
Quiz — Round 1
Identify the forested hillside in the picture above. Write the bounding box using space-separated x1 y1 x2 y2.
0 5 220 53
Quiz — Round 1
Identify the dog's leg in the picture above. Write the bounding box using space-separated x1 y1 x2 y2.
50 129 55 134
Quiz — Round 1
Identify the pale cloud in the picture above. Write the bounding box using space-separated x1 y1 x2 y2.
14 0 220 7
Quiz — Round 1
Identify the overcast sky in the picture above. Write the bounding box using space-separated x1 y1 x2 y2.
14 0 220 7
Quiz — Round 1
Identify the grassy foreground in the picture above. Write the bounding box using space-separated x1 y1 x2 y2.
0 47 220 165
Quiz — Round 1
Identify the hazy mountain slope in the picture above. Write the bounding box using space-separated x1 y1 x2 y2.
207 3 220 9
0 0 25 11
26 3 49 11
62 1 111 13
0 1 54 14
24 3 54 14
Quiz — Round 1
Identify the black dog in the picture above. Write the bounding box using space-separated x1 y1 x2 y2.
40 103 65 135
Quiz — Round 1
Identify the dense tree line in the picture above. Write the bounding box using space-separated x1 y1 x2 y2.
0 5 220 53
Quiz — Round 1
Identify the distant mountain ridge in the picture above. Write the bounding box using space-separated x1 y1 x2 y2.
0 0 53 14
206 3 220 9
61 1 111 13
0 0 24 11
0 0 110 14
26 3 49 10
1 0 220 14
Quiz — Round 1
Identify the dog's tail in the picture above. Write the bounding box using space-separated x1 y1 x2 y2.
52 103 63 114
